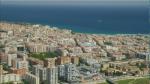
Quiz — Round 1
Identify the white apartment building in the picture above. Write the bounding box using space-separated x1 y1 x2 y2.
24 73 40 84
47 67 58 84
7 53 17 66
0 74 21 83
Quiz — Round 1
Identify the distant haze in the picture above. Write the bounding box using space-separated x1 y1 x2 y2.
1 0 148 6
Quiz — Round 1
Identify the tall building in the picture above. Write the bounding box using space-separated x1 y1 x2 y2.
44 58 58 84
146 53 150 68
65 63 79 82
39 68 47 83
44 58 56 68
32 65 41 77
25 73 40 84
47 67 58 84
32 65 47 83
58 65 65 80
0 65 3 83
57 63 79 82
7 54 17 66
146 53 150 62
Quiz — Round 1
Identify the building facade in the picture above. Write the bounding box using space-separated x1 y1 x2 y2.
65 63 79 82
47 67 58 84
24 73 40 84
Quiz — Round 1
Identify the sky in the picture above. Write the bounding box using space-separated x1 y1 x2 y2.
1 0 149 6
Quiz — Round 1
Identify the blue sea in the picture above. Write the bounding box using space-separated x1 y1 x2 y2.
0 4 150 34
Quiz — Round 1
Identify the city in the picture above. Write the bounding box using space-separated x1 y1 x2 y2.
0 22 150 84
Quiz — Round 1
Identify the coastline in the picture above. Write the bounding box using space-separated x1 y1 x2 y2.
1 4 149 34
0 21 150 36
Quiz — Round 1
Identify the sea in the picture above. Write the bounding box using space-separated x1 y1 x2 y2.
0 4 150 34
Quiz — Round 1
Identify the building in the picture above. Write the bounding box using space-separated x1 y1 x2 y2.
12 58 28 70
0 65 3 75
0 51 7 63
32 65 47 83
58 65 65 80
146 53 150 70
7 53 17 66
0 74 21 84
11 68 27 76
71 56 79 65
68 47 83 54
146 53 150 62
10 58 28 76
109 52 126 61
47 67 58 84
0 30 8 39
26 42 49 53
92 63 101 72
24 73 40 84
57 38 76 47
44 58 56 68
102 63 110 70
32 65 41 77
65 63 79 82
139 52 150 67
0 65 3 83
56 49 69 56
5 44 18 54
56 56 71 65
39 68 47 83
17 43 25 52
0 30 13 39
81 57 98 65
